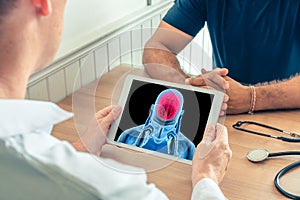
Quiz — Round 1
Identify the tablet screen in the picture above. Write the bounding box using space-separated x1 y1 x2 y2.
108 75 223 163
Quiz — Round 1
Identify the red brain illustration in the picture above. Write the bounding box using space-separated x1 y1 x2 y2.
156 91 181 121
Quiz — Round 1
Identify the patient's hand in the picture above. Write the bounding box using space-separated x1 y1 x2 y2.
72 105 122 156
185 68 229 91
224 76 251 114
185 68 229 116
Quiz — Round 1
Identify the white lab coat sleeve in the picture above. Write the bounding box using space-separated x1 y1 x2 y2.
23 134 169 200
191 178 226 200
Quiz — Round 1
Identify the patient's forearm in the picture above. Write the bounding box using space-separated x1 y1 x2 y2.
143 42 189 84
255 75 300 111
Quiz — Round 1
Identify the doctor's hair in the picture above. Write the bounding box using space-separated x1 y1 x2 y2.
0 0 17 23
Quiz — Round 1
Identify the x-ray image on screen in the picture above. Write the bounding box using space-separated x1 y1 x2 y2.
117 89 195 160
114 80 214 161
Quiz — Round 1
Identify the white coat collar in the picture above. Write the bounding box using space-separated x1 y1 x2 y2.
0 100 73 137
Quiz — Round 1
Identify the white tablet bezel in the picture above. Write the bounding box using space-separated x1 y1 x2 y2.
107 75 224 164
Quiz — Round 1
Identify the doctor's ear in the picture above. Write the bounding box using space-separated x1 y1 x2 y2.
32 0 52 16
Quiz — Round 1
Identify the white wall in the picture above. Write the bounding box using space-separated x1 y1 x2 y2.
56 0 165 60
27 0 214 101
27 0 172 102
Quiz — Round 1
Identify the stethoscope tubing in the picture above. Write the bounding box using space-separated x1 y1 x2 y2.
247 149 300 199
233 121 300 142
269 151 300 157
274 160 300 199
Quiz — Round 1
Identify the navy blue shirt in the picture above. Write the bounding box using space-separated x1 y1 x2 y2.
163 0 300 84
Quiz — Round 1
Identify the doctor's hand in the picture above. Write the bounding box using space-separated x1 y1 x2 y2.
96 105 122 135
191 123 232 187
72 105 122 156
185 68 229 116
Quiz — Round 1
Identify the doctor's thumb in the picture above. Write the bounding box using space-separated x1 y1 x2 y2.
202 124 217 144
107 106 122 122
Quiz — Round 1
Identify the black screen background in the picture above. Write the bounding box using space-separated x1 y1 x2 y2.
115 80 214 145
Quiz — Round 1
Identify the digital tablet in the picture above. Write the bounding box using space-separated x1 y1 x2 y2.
107 75 224 164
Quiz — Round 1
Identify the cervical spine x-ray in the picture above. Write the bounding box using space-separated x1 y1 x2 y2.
117 89 195 160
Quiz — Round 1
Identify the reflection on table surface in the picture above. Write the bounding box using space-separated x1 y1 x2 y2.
53 65 300 200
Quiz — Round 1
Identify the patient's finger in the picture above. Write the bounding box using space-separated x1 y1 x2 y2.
185 76 206 86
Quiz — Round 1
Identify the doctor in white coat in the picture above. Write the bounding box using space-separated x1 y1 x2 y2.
0 0 232 199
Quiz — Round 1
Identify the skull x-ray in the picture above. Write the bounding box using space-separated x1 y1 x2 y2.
114 80 214 161
117 89 195 160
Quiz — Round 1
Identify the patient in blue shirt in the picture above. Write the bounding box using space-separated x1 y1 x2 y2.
143 0 300 114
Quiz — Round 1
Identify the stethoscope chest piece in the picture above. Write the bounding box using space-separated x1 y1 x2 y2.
247 148 269 162
246 148 300 199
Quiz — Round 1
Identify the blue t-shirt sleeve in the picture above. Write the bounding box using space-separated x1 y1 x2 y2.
163 0 207 37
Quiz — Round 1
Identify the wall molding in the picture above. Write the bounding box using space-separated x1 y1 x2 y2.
26 0 212 103
28 1 172 88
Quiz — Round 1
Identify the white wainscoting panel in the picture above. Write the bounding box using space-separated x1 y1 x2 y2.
28 79 49 101
64 61 81 96
178 24 213 76
131 26 143 68
80 53 96 87
142 20 152 47
108 37 121 70
27 2 204 103
120 31 132 66
48 69 67 102
94 45 109 78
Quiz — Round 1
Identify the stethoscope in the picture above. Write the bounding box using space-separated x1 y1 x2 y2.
233 121 300 142
232 120 300 199
247 149 300 199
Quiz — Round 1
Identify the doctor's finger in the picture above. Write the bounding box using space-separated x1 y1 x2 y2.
104 106 122 122
97 106 121 130
202 124 217 143
96 106 114 119
97 105 122 119
215 123 229 144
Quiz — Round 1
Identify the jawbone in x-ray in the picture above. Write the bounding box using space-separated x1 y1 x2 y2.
114 80 213 161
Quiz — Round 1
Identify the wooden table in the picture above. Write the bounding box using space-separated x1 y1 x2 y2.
53 66 300 200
